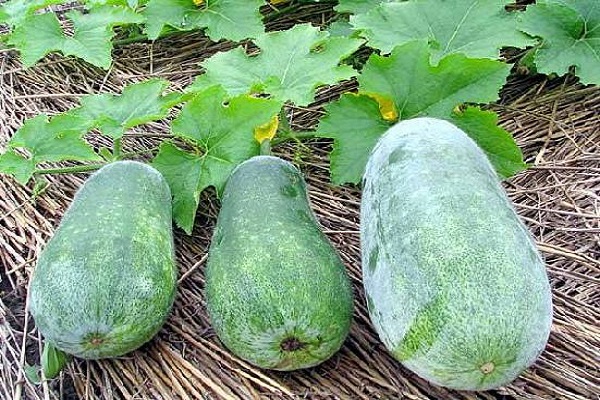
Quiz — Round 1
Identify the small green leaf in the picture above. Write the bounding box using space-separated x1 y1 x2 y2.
335 0 395 16
143 0 264 41
7 12 65 67
315 94 390 185
151 142 204 234
519 0 600 84
450 107 527 179
0 150 37 184
152 86 282 233
73 79 182 139
0 113 99 184
352 0 534 63
0 0 65 27
190 24 363 106
8 5 144 68
61 5 145 69
99 147 115 161
24 364 41 385
9 114 99 162
32 179 50 200
41 342 68 379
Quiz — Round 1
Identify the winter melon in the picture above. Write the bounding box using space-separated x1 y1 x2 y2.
205 155 353 370
360 117 552 390
29 161 177 359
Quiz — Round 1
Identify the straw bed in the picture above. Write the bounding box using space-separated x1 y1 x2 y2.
1 5 599 399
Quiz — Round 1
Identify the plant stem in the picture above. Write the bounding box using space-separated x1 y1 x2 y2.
113 28 193 47
113 138 123 159
279 108 291 131
260 139 272 156
34 163 106 176
113 32 149 47
272 131 317 146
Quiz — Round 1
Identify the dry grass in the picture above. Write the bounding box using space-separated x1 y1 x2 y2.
1 4 599 400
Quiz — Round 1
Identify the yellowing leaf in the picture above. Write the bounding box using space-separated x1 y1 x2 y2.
364 92 398 122
192 0 204 5
254 115 279 144
270 0 288 4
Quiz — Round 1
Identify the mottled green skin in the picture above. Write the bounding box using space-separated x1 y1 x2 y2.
361 118 553 391
29 161 177 359
206 156 353 371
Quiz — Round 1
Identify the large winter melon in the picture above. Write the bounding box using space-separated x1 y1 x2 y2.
29 161 177 359
360 117 552 390
205 155 353 371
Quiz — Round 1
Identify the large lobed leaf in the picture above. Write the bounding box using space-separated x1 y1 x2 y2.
190 23 363 106
0 114 100 184
73 79 183 139
351 0 534 63
519 0 600 85
335 0 397 16
316 41 524 185
0 79 182 184
7 5 144 69
151 86 282 233
0 0 65 27
143 0 264 42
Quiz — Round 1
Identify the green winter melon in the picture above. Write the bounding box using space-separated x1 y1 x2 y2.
360 117 552 390
29 161 177 359
205 155 353 371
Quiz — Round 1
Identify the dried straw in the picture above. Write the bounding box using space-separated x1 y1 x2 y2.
1 4 599 400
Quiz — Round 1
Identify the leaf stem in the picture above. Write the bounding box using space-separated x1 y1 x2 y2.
113 28 193 47
260 139 272 156
113 138 123 159
272 131 317 146
278 108 291 131
113 33 149 47
34 163 106 176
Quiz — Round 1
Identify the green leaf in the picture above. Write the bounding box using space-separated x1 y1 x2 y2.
335 0 396 16
518 0 600 85
326 19 356 38
316 41 514 184
152 86 282 233
315 94 390 185
450 107 526 179
0 150 37 184
359 41 511 119
7 13 65 67
0 0 65 27
351 0 534 62
62 6 145 68
191 24 363 106
24 364 41 385
143 0 264 41
0 113 100 184
41 342 68 379
84 0 143 7
151 142 204 234
8 5 144 68
1 79 181 184
73 79 182 139
9 114 98 162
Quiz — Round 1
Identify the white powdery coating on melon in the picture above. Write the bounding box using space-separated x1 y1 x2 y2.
360 117 553 390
